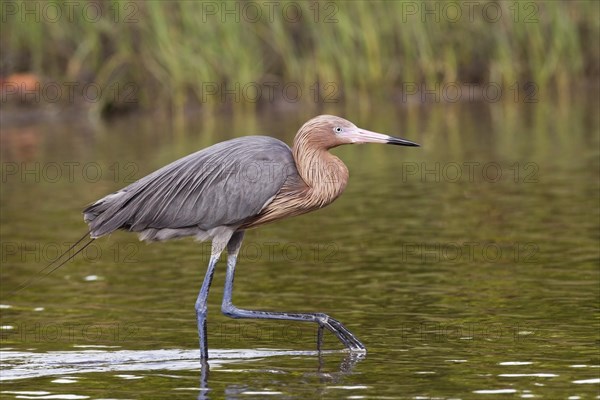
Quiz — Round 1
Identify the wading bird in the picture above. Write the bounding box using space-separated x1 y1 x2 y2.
82 115 419 361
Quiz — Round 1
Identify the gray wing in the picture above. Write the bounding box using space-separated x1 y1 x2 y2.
84 136 296 238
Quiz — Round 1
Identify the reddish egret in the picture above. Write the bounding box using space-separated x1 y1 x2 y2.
82 115 419 360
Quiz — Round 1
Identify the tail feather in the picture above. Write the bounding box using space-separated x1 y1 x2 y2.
83 191 132 238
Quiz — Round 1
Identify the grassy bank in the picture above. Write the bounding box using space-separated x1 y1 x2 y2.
1 0 598 117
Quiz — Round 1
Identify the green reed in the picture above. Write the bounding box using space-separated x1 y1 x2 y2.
1 0 598 115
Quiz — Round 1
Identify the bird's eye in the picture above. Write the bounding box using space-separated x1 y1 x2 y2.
334 127 343 133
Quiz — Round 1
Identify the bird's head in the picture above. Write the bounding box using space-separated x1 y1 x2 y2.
295 115 420 150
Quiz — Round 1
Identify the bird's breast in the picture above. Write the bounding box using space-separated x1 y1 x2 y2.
239 155 348 230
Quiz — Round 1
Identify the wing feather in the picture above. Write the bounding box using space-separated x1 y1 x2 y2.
84 136 295 238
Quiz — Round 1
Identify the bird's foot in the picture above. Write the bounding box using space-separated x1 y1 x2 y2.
315 313 367 353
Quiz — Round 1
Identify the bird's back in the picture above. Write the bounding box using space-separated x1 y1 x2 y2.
84 136 298 241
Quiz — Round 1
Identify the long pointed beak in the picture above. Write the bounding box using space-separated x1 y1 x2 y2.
353 128 420 147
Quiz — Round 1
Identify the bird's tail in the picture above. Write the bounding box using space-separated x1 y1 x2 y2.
83 191 131 238
6 231 95 298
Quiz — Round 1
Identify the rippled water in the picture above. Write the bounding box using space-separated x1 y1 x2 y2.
1 96 599 399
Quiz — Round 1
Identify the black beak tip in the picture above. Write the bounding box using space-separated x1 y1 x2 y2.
387 138 420 147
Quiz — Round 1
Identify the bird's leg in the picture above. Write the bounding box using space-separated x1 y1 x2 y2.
221 230 245 313
196 252 220 361
221 232 366 353
317 325 324 353
196 230 234 362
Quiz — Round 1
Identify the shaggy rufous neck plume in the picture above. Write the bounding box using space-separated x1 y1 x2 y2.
240 116 350 229
292 117 349 206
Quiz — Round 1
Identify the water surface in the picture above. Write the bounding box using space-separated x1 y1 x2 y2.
1 97 599 398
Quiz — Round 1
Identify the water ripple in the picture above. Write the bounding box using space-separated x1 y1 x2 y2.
0 348 320 381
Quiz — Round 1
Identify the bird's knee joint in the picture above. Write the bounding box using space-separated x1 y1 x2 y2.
315 313 330 324
195 304 208 317
221 303 240 318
